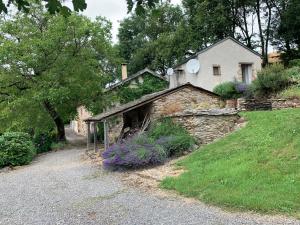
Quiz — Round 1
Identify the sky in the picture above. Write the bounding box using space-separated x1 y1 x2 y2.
81 0 182 43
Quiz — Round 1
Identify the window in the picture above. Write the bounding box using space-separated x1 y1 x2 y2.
213 65 221 76
241 64 253 84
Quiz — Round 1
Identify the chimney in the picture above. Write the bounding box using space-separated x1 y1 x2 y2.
121 63 128 80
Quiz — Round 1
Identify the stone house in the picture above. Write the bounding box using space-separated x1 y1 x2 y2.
85 83 239 151
71 66 168 136
169 37 262 91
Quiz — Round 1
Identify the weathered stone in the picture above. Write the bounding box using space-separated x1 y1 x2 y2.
151 86 223 120
237 98 300 111
106 85 238 147
171 114 239 145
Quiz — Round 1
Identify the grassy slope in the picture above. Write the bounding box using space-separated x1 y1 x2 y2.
161 109 300 217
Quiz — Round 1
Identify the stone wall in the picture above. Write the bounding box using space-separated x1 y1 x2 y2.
151 86 224 120
271 99 300 109
236 98 300 111
107 115 124 144
169 109 239 145
237 98 272 111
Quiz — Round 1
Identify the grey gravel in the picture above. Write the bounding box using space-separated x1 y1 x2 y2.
0 129 299 225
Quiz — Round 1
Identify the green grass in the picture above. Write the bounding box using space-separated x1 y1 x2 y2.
278 86 300 100
161 109 300 217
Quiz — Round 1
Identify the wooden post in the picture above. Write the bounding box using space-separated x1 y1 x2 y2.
93 122 98 152
103 120 109 151
86 122 91 151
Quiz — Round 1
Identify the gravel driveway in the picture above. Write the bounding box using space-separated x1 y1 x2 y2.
0 130 299 225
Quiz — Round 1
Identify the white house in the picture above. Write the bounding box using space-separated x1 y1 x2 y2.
169 37 262 91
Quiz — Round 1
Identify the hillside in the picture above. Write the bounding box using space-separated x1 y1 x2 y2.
161 109 300 217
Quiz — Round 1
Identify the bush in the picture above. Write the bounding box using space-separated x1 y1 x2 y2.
148 118 190 139
102 135 167 169
285 66 300 85
33 131 57 153
102 119 196 169
213 82 244 100
156 135 195 156
252 64 290 97
289 59 300 67
0 132 36 168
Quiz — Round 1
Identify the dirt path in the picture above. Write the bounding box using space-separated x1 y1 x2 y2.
0 128 299 225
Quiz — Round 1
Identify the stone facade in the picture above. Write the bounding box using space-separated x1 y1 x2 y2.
170 109 239 145
106 85 229 145
70 106 93 136
107 115 124 144
151 86 224 120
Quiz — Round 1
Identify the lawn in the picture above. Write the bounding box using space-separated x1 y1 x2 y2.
161 109 300 217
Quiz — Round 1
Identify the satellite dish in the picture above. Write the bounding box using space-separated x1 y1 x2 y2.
167 68 174 76
186 59 200 74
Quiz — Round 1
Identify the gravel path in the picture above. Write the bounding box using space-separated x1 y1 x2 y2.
0 129 299 225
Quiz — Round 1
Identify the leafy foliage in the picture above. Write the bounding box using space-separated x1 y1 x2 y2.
156 135 195 156
252 64 290 97
213 82 245 100
285 66 300 85
0 5 116 140
115 74 168 104
117 2 185 74
0 132 36 168
148 118 191 139
33 131 57 153
0 0 87 16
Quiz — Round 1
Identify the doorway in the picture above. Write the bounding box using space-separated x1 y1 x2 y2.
241 64 253 84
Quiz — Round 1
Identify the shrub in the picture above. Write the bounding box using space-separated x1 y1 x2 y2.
156 135 195 156
285 66 300 85
102 135 167 169
289 59 300 67
148 118 190 139
33 131 57 153
213 82 244 100
252 64 290 97
0 132 36 168
102 119 196 169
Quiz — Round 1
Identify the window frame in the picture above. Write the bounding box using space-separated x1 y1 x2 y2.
212 65 221 76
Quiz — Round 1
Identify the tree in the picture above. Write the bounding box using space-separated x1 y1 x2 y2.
117 2 184 74
0 5 115 141
0 0 158 16
276 0 300 64
0 0 87 15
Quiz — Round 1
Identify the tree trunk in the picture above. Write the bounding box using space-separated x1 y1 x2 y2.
43 100 66 142
255 0 267 67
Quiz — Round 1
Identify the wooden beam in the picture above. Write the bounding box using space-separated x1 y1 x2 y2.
103 120 109 151
93 122 98 152
86 122 91 151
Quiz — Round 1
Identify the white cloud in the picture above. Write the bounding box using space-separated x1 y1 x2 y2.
82 0 182 43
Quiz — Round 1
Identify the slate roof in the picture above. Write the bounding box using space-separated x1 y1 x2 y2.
174 37 262 69
106 68 167 91
85 83 219 122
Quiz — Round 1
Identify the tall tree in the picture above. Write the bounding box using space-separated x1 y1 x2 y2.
117 2 184 74
276 0 300 63
0 5 115 140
